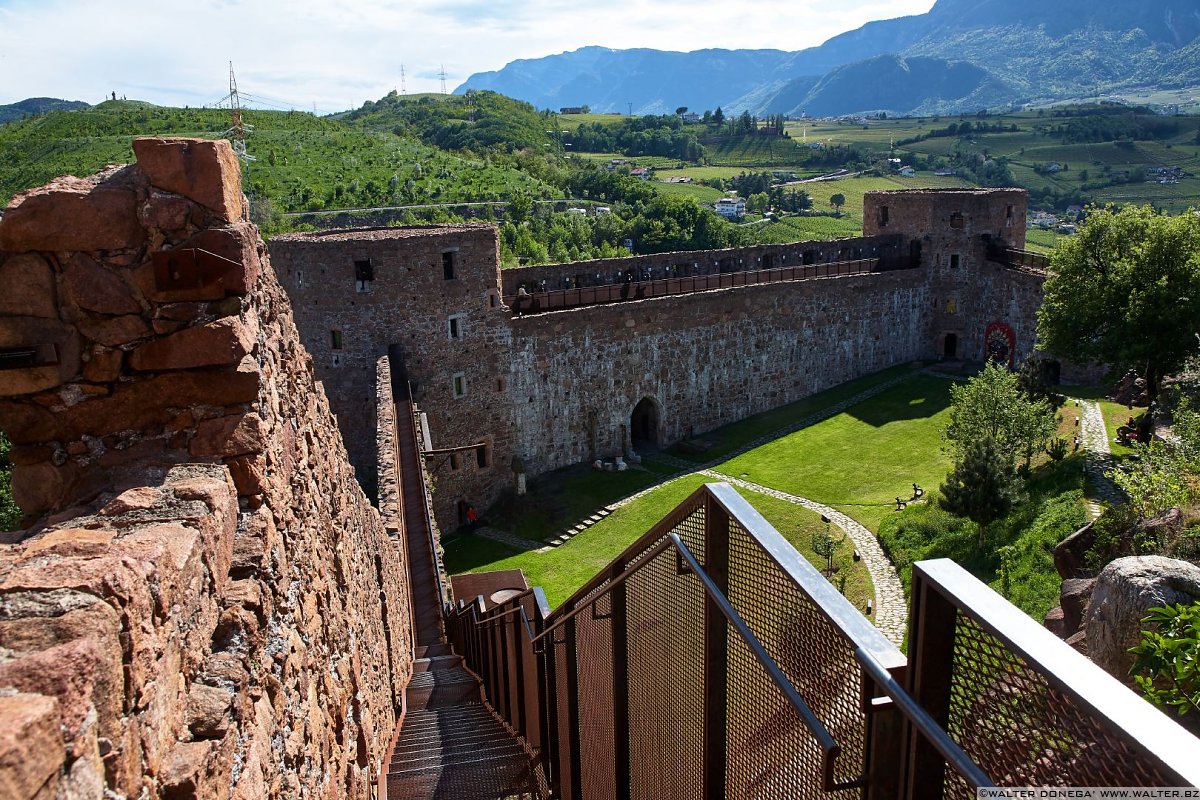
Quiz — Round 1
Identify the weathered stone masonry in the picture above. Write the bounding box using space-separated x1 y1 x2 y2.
0 140 412 800
273 188 1045 532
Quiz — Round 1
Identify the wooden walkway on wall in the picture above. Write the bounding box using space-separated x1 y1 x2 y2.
387 386 541 799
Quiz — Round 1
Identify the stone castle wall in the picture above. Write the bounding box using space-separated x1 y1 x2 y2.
506 270 932 473
0 140 411 799
274 188 1042 531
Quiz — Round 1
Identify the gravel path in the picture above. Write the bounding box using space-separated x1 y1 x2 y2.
1078 400 1126 516
700 470 907 646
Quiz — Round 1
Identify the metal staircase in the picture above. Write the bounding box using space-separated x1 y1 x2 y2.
386 375 541 799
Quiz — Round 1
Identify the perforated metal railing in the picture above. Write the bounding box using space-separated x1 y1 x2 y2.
905 559 1200 797
503 257 914 314
445 484 1200 799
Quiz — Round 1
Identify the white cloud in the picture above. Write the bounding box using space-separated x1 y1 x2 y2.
0 0 934 111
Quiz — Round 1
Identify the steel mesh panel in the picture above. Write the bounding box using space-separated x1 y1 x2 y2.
576 589 617 799
626 536 706 800
944 611 1175 792
725 520 867 798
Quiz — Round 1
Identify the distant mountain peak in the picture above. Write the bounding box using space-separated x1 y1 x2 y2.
457 0 1200 117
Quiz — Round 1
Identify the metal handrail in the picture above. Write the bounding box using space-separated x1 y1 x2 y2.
503 257 907 314
855 647 993 789
914 558 1200 787
453 485 872 792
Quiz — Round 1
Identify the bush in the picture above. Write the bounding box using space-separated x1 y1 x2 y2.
1131 602 1200 731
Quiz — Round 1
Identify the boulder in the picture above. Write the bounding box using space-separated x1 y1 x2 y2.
1084 556 1200 680
1059 577 1096 637
1054 521 1095 579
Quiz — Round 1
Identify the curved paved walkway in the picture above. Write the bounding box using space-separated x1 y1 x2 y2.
1078 399 1126 516
700 470 906 646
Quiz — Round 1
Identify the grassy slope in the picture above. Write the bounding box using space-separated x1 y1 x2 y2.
0 101 554 212
720 373 956 534
446 475 872 610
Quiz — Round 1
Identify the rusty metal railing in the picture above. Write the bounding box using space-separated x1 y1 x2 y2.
446 485 1200 798
987 246 1049 274
504 257 913 315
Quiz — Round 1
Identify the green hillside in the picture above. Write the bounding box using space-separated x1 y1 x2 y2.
0 100 556 218
340 90 557 153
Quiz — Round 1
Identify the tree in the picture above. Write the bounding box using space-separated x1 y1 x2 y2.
1036 205 1200 399
675 106 688 116
713 107 725 125
939 436 1024 549
830 193 846 214
945 361 1058 469
746 192 769 214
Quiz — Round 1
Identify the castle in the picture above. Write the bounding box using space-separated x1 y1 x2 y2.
1 139 1195 800
270 187 1043 530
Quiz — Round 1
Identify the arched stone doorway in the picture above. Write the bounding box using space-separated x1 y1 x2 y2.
630 397 660 451
943 333 958 359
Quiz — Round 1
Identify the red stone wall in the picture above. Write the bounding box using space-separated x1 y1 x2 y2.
0 139 411 799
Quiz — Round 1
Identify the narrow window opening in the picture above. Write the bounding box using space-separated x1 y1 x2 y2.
450 452 461 471
354 259 374 292
330 330 343 350
877 205 889 227
448 315 463 340
442 252 455 280
452 373 466 398
489 293 498 308
950 253 961 269
949 212 964 229
476 443 491 468
496 377 507 392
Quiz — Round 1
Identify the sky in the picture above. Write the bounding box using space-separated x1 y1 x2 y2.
0 0 935 114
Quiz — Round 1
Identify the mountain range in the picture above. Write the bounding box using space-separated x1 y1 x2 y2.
457 0 1200 116
0 97 89 125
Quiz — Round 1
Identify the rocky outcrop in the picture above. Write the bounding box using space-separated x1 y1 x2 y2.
0 139 412 799
1084 556 1200 680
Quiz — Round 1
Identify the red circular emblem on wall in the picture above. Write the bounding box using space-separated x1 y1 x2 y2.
984 322 1016 366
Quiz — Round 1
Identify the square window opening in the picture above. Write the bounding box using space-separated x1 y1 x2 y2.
354 259 374 292
949 212 965 229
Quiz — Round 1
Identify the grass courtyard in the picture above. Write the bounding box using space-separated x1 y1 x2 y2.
444 364 1094 621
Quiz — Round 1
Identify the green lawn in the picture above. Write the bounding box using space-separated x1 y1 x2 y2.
669 362 922 463
482 456 678 542
719 373 957 533
1097 399 1138 458
445 474 872 610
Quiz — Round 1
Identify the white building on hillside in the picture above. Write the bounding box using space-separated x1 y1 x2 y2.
715 197 746 219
